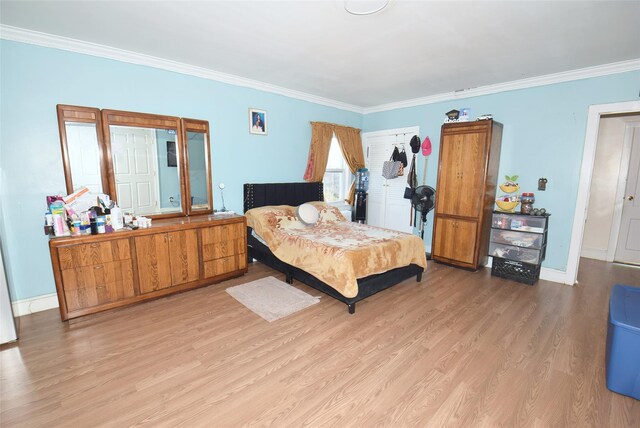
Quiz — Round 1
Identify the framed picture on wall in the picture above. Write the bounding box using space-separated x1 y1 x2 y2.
249 108 267 135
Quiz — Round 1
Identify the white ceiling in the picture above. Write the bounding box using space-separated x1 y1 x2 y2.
1 1 639 109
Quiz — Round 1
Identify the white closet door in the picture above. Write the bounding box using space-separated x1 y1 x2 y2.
365 134 388 228
364 133 412 234
386 153 413 233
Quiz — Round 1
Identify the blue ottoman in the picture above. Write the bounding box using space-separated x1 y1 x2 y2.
606 284 640 400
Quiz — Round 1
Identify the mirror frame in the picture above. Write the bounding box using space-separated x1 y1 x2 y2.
56 105 213 219
181 118 213 215
56 105 109 195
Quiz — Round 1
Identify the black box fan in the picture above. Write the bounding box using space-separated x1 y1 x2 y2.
411 185 436 239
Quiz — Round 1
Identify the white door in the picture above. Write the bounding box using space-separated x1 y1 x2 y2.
386 152 415 232
615 126 640 264
363 128 416 234
66 122 104 193
110 127 159 216
365 134 390 228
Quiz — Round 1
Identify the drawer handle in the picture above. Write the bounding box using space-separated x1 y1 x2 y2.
90 243 99 248
96 285 106 289
94 265 104 269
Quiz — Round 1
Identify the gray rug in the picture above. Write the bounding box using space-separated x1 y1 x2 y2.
226 276 320 322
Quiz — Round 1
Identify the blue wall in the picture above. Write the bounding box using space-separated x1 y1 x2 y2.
0 40 361 301
1 39 638 302
364 71 640 271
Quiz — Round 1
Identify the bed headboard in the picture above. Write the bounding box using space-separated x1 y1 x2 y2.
243 182 324 212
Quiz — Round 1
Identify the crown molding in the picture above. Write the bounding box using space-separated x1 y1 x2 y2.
2 25 638 116
363 58 640 114
0 25 364 114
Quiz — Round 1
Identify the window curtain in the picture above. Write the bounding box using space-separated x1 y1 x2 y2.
334 125 365 205
303 122 334 182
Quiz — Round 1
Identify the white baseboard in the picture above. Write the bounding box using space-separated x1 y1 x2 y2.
12 293 59 317
539 267 572 285
580 248 608 261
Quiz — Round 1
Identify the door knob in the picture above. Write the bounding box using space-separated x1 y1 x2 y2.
627 195 635 201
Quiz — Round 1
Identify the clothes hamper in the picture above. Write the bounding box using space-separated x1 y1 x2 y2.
606 284 640 400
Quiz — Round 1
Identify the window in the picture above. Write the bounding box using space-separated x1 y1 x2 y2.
323 135 351 203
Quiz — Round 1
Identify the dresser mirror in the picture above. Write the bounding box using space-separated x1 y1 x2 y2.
57 105 108 195
102 110 186 218
181 119 212 214
57 105 213 218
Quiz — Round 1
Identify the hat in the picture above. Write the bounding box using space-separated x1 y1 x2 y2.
410 135 421 154
422 136 432 156
446 109 460 120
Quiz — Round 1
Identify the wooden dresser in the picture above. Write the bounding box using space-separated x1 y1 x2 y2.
431 120 503 270
49 215 247 320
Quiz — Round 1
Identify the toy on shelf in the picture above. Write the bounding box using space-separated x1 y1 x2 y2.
495 195 519 212
496 174 520 212
499 175 519 193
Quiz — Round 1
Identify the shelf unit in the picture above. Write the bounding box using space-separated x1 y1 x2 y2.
489 211 549 285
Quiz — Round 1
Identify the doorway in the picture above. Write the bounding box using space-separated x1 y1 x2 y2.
581 115 640 265
362 126 419 234
566 101 640 284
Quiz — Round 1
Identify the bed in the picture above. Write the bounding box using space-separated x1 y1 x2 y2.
243 182 426 314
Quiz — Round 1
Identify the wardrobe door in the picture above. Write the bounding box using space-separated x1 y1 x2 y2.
436 131 488 218
432 217 478 265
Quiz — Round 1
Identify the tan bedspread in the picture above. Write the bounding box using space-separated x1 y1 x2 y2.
245 202 427 298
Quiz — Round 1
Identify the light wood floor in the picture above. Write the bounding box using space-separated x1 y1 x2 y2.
1 258 639 427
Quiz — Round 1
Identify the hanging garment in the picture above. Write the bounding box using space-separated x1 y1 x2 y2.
406 153 418 227
397 147 408 167
407 154 418 189
391 146 400 162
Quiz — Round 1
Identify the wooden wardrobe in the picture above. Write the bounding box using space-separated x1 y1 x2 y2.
431 120 503 270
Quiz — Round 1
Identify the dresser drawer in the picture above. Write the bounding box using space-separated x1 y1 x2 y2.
201 223 245 261
61 260 135 311
58 239 131 269
203 254 247 278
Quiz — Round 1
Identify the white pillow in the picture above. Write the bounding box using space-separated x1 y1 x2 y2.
297 203 319 226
